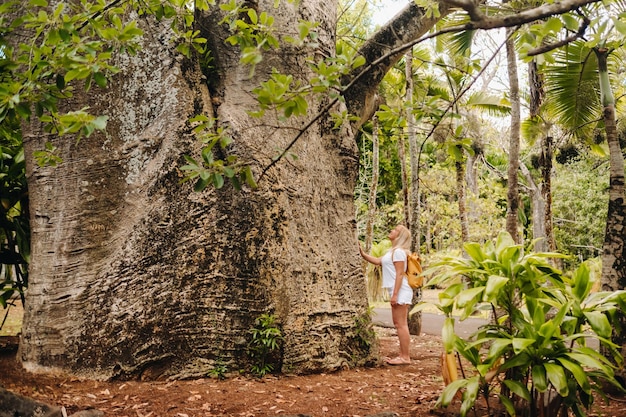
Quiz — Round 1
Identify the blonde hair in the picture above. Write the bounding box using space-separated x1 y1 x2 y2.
393 225 412 251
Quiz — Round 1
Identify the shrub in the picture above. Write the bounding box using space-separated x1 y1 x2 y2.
420 232 626 417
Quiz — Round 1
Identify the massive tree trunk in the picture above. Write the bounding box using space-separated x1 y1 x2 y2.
19 3 375 380
18 0 454 381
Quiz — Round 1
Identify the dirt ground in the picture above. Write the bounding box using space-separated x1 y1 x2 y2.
2 328 626 417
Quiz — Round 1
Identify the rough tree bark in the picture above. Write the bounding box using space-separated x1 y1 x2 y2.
18 0 455 380
20 2 376 380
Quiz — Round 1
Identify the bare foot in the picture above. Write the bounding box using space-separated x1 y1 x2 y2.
385 357 410 366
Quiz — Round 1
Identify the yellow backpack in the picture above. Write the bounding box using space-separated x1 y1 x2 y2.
405 252 423 289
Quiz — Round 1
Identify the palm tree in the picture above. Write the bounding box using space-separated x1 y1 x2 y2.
543 34 626 368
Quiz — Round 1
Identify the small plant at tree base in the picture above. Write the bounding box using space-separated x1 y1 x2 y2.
418 231 626 417
353 307 377 350
208 359 228 380
247 313 284 378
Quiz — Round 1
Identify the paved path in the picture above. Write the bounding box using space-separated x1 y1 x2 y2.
373 307 599 349
373 307 488 338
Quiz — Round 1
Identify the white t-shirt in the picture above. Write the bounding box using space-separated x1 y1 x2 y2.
381 248 407 289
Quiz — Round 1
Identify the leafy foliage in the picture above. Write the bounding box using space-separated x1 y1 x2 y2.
420 232 626 417
552 156 608 264
0 131 28 321
247 313 284 377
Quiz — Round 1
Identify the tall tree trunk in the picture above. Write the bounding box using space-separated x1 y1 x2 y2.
520 164 546 252
595 49 626 372
19 2 376 380
406 50 421 251
528 59 556 254
456 159 470 243
595 48 626 291
365 116 382 302
505 26 521 243
541 135 557 254
398 131 410 226
404 49 421 336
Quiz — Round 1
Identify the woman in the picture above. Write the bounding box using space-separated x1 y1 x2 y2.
359 225 413 365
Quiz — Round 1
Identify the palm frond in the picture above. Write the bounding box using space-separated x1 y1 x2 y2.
543 40 600 140
464 91 511 117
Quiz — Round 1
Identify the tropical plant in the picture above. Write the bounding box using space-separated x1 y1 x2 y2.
0 132 28 327
363 239 391 303
247 313 284 377
419 232 626 417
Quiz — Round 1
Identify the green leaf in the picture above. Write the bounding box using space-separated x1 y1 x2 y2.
456 287 484 308
438 379 467 407
247 9 258 24
511 338 535 354
463 242 485 262
442 317 456 352
501 352 531 370
487 338 512 359
556 357 591 393
460 376 479 416
583 311 611 338
503 379 531 401
485 275 508 300
352 55 366 69
544 362 568 396
194 176 210 191
94 72 107 88
498 395 516 417
532 364 548 392
213 173 224 189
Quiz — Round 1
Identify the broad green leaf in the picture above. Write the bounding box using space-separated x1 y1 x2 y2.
442 317 456 352
463 242 485 262
438 379 467 407
532 364 548 392
212 173 224 189
571 263 591 301
456 287 484 308
460 376 479 416
503 379 531 401
557 357 590 393
498 395 516 417
544 362 568 396
583 311 611 338
567 350 611 371
194 176 210 191
501 352 531 370
488 338 512 359
485 275 508 300
511 338 535 354
352 55 366 69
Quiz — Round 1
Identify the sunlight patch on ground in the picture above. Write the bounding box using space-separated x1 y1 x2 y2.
0 298 23 336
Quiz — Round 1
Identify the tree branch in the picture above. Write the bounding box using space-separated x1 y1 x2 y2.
343 0 604 129
443 0 602 30
261 0 605 178
527 13 591 57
